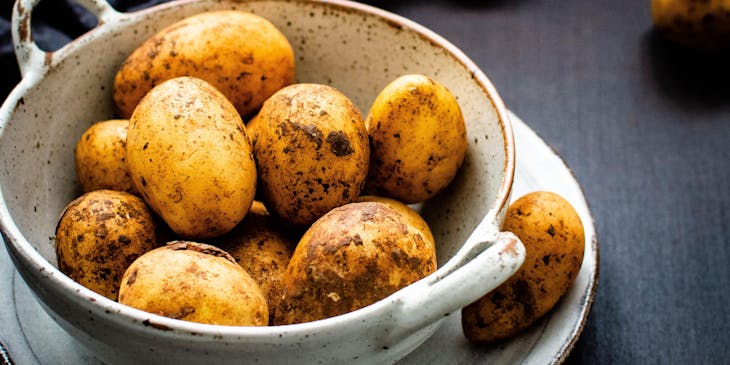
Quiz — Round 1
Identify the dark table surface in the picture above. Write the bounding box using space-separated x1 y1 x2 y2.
2 0 729 364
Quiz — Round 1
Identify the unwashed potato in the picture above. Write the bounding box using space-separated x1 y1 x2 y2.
55 190 157 300
651 0 730 50
126 77 257 239
356 195 435 248
113 10 295 119
462 191 585 343
119 241 268 326
366 74 467 204
215 201 297 323
274 201 437 325
253 83 370 226
74 119 136 194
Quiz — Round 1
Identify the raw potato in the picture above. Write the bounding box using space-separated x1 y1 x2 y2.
356 195 435 248
651 0 730 50
126 77 257 239
461 191 585 343
113 10 295 119
118 241 268 326
366 74 467 204
274 201 437 325
215 201 296 323
55 190 157 300
74 119 136 194
253 83 370 226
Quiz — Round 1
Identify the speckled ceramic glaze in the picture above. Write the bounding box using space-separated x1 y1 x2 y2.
0 0 524 364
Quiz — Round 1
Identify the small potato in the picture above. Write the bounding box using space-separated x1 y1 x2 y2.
356 195 435 247
55 190 157 300
253 83 370 226
74 119 136 194
113 10 295 118
651 0 730 50
274 201 437 325
215 201 297 323
119 241 268 326
461 191 584 343
366 74 467 204
126 77 257 239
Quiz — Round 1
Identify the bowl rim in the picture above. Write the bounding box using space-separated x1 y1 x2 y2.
0 0 515 340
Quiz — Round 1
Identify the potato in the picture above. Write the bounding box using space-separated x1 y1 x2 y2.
113 10 295 119
215 201 296 323
366 74 467 204
274 201 437 325
126 77 257 239
651 0 730 50
253 83 369 226
74 119 136 194
118 241 268 326
461 191 585 343
55 190 157 300
356 195 435 247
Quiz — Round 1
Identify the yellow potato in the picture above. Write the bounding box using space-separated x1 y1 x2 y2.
274 201 437 325
74 119 136 194
215 201 297 323
651 0 730 50
366 74 467 203
461 191 584 343
113 10 295 119
118 241 268 326
126 77 257 239
253 83 369 226
356 195 435 247
55 190 157 300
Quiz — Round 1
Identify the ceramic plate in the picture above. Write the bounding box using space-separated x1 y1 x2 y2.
0 111 598 365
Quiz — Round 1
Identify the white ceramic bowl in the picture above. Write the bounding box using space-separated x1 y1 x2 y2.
0 0 525 364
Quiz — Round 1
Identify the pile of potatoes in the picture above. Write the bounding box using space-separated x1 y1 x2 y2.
56 9 585 341
56 10 465 327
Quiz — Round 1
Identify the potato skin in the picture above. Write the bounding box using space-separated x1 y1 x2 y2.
113 10 295 118
214 201 297 324
274 201 437 325
366 74 467 203
253 83 370 226
126 77 257 239
74 119 136 194
461 191 585 343
119 241 268 326
651 0 730 50
55 190 157 300
356 195 435 247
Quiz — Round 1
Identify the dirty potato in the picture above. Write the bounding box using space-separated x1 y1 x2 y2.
126 77 257 239
366 74 467 203
74 119 136 194
215 201 297 323
274 201 437 325
253 83 369 226
356 195 435 248
461 191 585 343
55 190 157 300
113 10 295 119
651 0 730 50
119 241 268 326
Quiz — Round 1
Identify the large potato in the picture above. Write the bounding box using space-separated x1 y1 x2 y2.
118 241 268 326
215 201 297 323
113 10 295 119
274 201 437 325
651 0 730 50
126 77 257 239
55 190 157 300
461 191 585 343
74 119 136 194
366 74 467 204
253 83 369 226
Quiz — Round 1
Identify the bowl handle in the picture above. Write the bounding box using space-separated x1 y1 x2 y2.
384 216 525 344
11 0 123 77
